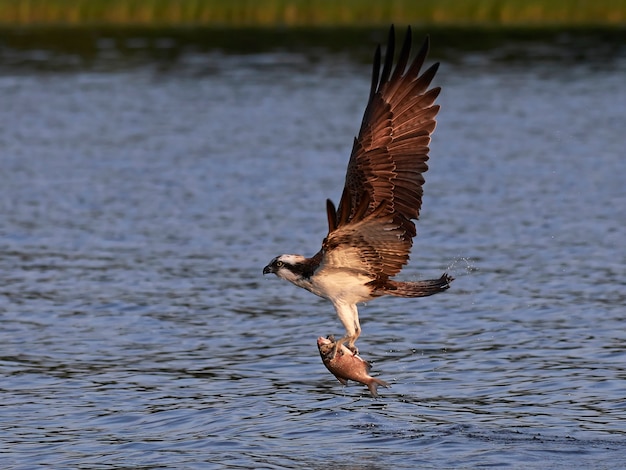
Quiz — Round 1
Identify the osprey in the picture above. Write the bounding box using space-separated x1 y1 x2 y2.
263 26 453 354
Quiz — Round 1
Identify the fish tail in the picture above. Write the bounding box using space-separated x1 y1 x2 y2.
381 273 453 298
367 377 391 398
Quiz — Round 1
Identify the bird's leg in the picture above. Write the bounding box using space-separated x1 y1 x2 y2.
342 308 362 354
346 321 361 354
332 336 349 357
333 302 361 356
334 330 360 356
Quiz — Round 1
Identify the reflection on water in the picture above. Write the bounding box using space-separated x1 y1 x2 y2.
1 26 625 71
1 30 625 468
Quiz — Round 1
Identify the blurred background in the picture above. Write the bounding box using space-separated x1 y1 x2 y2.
1 0 625 27
1 0 625 69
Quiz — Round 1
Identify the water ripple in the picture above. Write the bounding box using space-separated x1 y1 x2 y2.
1 39 625 468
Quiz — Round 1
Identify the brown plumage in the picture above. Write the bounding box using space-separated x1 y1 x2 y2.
324 25 444 287
264 26 452 354
333 27 440 233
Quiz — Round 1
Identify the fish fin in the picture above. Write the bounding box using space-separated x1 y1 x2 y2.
336 376 348 386
367 378 391 398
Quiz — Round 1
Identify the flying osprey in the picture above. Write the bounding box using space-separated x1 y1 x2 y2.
263 26 453 354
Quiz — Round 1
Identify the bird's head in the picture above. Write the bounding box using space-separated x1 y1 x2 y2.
263 254 308 283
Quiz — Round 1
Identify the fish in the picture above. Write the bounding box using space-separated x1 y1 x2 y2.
317 335 390 397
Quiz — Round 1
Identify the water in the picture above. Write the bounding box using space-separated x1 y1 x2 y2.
1 30 625 468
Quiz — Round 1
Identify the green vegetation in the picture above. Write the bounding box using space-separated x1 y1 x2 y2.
0 0 624 28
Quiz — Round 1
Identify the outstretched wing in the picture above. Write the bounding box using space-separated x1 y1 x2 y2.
324 25 441 278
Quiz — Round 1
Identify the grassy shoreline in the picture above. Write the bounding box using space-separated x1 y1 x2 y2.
0 0 625 28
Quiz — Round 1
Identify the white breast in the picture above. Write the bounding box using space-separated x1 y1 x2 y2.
308 266 375 305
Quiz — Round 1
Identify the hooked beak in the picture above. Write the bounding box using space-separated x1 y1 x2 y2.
263 264 273 275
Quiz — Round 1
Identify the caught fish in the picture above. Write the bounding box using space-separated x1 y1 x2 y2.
317 335 390 397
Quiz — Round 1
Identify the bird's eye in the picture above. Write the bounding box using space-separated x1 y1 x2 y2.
275 261 284 268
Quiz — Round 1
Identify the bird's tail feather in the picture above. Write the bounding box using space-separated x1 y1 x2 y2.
379 273 453 298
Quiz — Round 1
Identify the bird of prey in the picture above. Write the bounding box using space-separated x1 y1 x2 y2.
263 25 453 355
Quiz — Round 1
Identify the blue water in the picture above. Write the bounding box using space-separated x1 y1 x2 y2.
1 32 625 468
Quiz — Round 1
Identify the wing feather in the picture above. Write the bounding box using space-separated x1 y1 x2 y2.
323 25 441 279
332 26 440 232
322 204 413 278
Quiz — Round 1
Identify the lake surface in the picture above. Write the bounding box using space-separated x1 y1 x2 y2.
1 29 625 468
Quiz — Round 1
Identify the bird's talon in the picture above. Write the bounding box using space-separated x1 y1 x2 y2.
332 342 342 359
